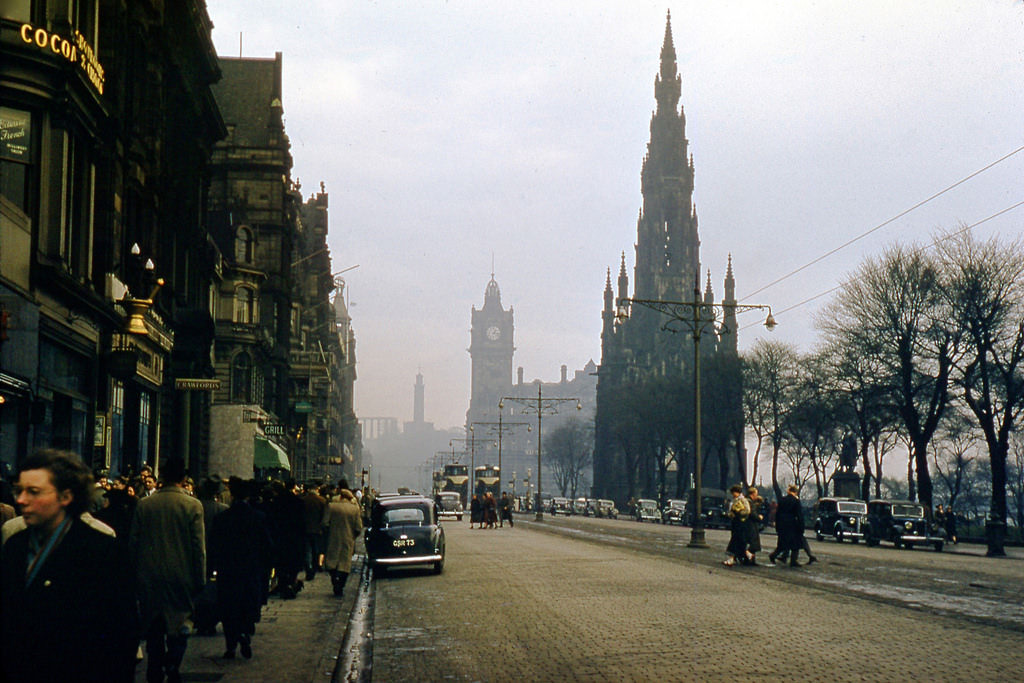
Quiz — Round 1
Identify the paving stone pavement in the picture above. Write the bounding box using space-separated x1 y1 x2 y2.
371 522 1024 682
134 558 363 683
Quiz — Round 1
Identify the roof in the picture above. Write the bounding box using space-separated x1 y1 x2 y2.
213 55 283 148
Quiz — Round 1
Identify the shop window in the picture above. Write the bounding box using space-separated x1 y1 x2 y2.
231 352 252 402
0 107 31 214
235 225 253 263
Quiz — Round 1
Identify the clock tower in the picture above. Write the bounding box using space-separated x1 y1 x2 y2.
468 274 514 428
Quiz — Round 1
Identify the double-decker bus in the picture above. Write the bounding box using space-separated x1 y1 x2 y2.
474 464 501 497
442 463 470 507
431 470 445 498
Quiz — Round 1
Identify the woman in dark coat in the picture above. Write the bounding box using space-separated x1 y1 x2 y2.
723 485 751 566
744 487 764 564
209 478 273 659
469 494 482 528
770 484 805 566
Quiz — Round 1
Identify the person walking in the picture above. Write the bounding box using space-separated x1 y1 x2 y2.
131 457 206 683
944 505 958 544
300 484 328 580
484 491 498 529
1 449 137 683
209 477 272 660
499 491 514 528
770 484 808 566
723 484 752 567
268 479 306 598
321 479 363 596
469 494 481 529
744 486 764 565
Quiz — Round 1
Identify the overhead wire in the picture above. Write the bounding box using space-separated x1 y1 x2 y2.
737 197 1024 331
739 143 1024 303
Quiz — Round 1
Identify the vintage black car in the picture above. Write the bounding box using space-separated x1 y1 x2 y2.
365 494 446 575
814 497 868 543
690 488 730 529
661 498 687 525
549 496 573 516
593 499 619 519
635 498 661 522
865 499 944 551
435 491 464 521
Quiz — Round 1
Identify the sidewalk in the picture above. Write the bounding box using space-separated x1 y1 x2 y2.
136 558 363 683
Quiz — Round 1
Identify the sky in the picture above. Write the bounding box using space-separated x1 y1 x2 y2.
206 0 1024 431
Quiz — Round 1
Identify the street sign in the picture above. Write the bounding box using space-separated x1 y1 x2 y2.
175 378 221 391
295 401 313 413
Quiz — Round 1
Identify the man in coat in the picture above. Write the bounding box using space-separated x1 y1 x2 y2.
1 449 136 682
321 479 363 597
770 484 805 567
131 457 206 683
209 477 272 659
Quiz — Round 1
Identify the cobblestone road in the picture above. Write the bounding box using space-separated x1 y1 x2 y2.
371 521 1024 682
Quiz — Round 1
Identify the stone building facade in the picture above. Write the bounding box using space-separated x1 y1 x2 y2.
1 1 224 476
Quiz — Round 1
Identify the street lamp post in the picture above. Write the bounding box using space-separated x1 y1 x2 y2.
501 384 581 520
617 285 775 548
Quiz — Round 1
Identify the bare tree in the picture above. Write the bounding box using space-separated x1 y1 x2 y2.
783 353 843 499
820 244 960 514
938 230 1024 556
931 408 978 512
816 338 900 499
1008 431 1024 540
547 417 593 499
742 340 800 500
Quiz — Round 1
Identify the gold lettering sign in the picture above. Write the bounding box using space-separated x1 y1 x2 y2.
19 23 104 95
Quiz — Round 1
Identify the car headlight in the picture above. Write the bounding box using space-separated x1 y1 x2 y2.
848 517 856 526
904 521 913 531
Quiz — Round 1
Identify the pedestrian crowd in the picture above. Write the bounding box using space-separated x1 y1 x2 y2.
468 491 515 529
0 448 364 683
723 483 817 568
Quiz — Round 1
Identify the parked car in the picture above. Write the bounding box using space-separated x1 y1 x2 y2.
865 499 944 551
689 488 730 529
549 497 573 516
814 497 868 543
573 497 589 516
594 499 619 519
435 491 464 521
662 499 687 525
635 498 661 522
365 494 446 575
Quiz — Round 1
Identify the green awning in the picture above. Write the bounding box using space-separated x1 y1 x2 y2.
254 435 290 470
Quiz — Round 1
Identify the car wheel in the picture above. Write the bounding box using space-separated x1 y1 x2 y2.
457 515 463 521
866 536 879 547
375 564 388 578
834 529 843 543
905 542 914 550
815 525 824 541
933 541 943 552
894 538 902 549
433 558 444 574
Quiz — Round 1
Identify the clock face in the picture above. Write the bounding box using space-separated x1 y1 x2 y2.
486 326 501 341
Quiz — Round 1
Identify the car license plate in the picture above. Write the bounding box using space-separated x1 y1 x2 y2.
393 539 415 548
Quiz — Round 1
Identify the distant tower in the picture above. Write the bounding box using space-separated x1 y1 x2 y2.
413 371 425 423
467 273 514 428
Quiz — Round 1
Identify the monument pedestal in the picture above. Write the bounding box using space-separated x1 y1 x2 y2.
833 470 861 499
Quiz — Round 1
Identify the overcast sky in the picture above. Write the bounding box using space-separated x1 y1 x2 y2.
206 1 1024 431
